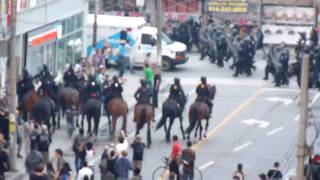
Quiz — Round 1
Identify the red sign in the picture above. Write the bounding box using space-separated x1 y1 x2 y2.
30 30 58 46
5 0 10 26
163 0 199 13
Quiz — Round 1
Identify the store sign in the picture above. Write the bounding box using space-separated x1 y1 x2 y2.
207 0 248 13
29 29 58 46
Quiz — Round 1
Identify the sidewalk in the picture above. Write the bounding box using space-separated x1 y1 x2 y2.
9 69 169 179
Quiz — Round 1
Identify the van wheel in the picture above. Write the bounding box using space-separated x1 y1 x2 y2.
162 58 173 71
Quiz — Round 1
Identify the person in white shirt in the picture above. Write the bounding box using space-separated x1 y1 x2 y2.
77 161 93 180
116 130 128 157
85 142 95 170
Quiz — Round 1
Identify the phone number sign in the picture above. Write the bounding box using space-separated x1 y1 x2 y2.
207 0 248 13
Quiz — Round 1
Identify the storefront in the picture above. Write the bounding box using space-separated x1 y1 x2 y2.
25 13 83 75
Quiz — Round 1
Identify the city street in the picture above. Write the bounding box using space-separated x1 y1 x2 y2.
10 52 320 180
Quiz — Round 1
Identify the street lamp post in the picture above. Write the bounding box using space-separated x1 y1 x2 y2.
155 0 162 68
296 55 310 180
92 0 98 49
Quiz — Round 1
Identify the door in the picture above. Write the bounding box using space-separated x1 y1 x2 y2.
134 33 156 65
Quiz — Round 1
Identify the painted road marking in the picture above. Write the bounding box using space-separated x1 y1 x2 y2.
265 97 293 105
284 168 296 180
191 89 264 151
198 161 215 170
266 127 284 136
293 115 300 122
233 142 253 152
241 119 270 128
310 92 320 107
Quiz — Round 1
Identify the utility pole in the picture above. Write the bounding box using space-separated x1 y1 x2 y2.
296 55 310 179
7 0 17 171
155 0 162 68
92 0 98 49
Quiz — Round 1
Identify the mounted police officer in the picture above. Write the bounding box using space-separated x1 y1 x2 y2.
17 68 34 106
196 77 213 116
34 64 52 83
84 76 100 102
169 78 186 112
63 64 78 89
108 76 123 100
134 79 152 105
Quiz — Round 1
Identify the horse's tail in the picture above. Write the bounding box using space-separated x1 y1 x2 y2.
156 114 166 131
138 108 146 130
185 106 197 134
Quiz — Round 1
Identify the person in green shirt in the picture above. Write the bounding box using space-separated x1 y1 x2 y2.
143 59 154 88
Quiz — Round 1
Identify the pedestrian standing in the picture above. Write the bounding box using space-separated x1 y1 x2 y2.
181 140 196 180
24 119 35 155
143 62 153 89
0 142 9 180
16 111 23 158
29 124 40 151
232 163 245 180
58 162 72 180
72 128 86 173
169 135 181 180
25 143 44 179
29 165 48 180
107 149 117 180
99 146 109 180
85 142 96 178
38 125 50 165
115 150 133 180
78 161 93 180
116 130 128 157
131 135 145 171
267 162 283 179
125 40 135 74
53 149 65 178
118 41 127 77
152 64 161 108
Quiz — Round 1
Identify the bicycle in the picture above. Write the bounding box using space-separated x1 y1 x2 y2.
152 157 203 180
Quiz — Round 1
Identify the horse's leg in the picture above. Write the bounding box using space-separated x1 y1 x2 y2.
107 115 112 136
179 116 185 139
122 113 127 134
81 113 85 129
204 118 210 138
111 116 116 141
87 115 92 136
194 122 199 139
94 113 100 140
199 120 203 141
166 117 174 143
147 122 152 148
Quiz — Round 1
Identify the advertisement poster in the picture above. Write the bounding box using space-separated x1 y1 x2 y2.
207 0 248 13
262 5 315 45
163 0 199 21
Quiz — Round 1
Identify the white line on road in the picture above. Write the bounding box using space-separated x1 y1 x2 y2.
310 92 320 107
284 168 296 180
293 115 300 122
233 142 253 152
198 161 215 170
266 127 284 136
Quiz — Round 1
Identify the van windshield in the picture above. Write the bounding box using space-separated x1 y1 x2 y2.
161 32 173 45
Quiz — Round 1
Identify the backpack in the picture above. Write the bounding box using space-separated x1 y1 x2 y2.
30 132 39 149
38 134 49 151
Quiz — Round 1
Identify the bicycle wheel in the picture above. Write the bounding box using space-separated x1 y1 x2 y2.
194 168 203 180
152 166 169 180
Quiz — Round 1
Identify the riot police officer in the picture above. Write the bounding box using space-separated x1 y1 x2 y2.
17 68 34 106
169 78 186 111
134 79 152 105
63 65 78 88
196 77 213 116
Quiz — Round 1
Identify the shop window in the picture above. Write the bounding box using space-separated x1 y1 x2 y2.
75 14 83 30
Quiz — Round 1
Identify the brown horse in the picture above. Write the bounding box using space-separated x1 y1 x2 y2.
134 104 153 148
105 98 128 140
185 85 216 141
57 87 80 127
21 90 40 122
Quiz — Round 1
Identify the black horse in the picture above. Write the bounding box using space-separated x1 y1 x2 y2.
31 96 56 141
156 98 185 143
81 98 101 138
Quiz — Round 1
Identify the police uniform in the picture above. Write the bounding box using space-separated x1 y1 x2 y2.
196 78 213 115
85 80 100 101
34 65 52 83
134 81 151 105
64 67 78 88
17 70 34 105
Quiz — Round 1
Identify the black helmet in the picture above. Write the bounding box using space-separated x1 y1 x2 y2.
201 76 206 84
22 68 28 76
140 79 147 87
174 78 180 85
43 64 48 70
112 76 119 83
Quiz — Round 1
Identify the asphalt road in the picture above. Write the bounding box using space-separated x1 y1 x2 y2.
14 52 320 180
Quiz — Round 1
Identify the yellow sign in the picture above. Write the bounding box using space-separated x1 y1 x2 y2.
207 0 248 13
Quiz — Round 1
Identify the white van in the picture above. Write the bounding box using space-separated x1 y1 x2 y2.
85 14 188 70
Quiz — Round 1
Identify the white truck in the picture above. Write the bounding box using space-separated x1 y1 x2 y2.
85 14 188 70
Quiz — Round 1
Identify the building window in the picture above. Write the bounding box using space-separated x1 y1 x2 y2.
18 0 53 12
